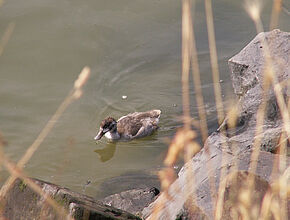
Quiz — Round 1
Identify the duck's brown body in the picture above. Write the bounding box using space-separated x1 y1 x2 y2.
95 110 161 141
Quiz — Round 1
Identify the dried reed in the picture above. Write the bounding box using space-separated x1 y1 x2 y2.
0 23 15 57
270 0 283 30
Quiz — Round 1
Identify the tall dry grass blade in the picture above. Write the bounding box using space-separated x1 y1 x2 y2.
259 189 273 220
181 0 192 129
0 67 90 201
188 0 218 213
189 0 209 143
204 0 227 218
204 0 224 125
270 0 283 30
0 23 15 57
226 103 239 172
277 131 288 220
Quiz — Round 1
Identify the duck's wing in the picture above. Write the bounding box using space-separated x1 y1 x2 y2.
128 110 161 120
117 116 143 137
133 118 159 138
117 110 161 139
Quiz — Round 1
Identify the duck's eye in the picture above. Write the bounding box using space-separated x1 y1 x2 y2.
109 123 115 129
103 123 110 129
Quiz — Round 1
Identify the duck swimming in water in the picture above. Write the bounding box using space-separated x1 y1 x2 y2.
94 110 161 141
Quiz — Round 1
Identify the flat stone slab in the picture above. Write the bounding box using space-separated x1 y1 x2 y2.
2 178 140 220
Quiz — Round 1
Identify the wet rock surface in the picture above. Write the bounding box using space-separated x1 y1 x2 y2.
143 29 290 219
3 178 140 220
101 187 159 216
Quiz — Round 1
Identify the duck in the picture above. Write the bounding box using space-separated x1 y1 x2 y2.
94 110 161 141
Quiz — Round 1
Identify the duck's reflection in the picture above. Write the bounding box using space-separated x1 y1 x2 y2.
94 142 117 162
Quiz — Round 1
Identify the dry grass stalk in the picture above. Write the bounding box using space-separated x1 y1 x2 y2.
259 165 289 220
189 0 208 143
181 0 192 130
227 103 239 172
0 67 90 217
276 131 288 220
270 0 283 30
0 23 15 57
204 0 224 125
204 0 231 218
186 0 218 215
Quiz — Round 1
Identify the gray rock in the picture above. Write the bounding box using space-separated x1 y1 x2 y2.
143 29 290 219
101 187 159 216
3 178 140 220
142 144 289 219
225 29 289 154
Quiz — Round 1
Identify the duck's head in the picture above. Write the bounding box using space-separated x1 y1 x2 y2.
94 117 117 140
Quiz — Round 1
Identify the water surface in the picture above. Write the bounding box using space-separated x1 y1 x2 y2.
0 0 289 198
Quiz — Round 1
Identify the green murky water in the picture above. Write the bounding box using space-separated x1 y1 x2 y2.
0 0 289 198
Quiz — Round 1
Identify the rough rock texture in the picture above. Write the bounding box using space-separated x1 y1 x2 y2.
225 29 290 154
221 171 271 220
101 187 159 216
143 29 290 219
176 197 209 220
3 178 140 220
142 146 289 219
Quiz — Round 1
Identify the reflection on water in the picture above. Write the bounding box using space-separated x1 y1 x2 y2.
94 142 117 162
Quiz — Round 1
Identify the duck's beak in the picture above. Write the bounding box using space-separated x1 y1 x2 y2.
94 129 104 140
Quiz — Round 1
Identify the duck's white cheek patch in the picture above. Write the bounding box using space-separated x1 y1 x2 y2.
105 132 113 140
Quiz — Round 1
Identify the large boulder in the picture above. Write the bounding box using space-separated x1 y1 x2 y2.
225 29 289 154
143 29 290 219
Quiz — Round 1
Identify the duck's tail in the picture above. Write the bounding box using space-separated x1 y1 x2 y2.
151 109 161 118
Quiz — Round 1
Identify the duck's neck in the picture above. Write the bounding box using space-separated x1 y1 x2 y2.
105 131 120 140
